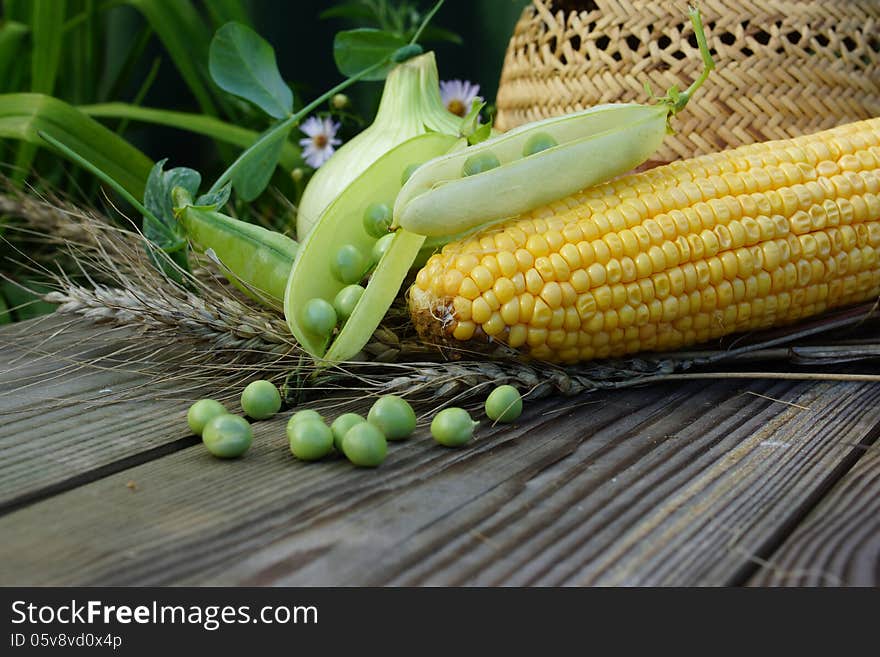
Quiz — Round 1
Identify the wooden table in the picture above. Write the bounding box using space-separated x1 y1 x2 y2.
1 316 878 586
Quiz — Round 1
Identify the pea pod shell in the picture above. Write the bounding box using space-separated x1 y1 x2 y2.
284 131 462 361
394 104 667 237
180 206 298 309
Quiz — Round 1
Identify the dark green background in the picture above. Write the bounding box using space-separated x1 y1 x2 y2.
109 0 529 168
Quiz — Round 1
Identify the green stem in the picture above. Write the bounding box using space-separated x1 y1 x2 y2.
37 130 179 246
207 57 390 195
672 6 715 113
409 0 445 45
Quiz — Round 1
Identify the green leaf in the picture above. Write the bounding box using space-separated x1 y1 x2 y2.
0 93 152 197
208 21 293 119
467 121 492 145
79 103 303 170
144 159 201 235
143 159 195 280
333 28 405 81
195 181 231 209
230 124 290 201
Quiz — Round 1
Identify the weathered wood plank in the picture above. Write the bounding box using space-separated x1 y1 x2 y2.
1 357 877 586
0 317 214 508
747 443 880 586
209 379 880 586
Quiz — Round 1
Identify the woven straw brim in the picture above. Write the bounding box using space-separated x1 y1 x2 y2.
495 0 880 162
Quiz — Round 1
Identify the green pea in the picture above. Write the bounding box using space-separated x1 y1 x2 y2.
342 422 388 467
302 297 337 335
288 409 324 427
287 418 334 461
331 244 369 284
362 202 393 238
202 414 253 458
330 412 366 452
522 132 558 156
372 232 395 264
367 395 416 441
461 151 501 177
484 384 523 423
187 399 227 436
401 162 422 186
333 284 365 321
431 407 478 447
240 380 282 420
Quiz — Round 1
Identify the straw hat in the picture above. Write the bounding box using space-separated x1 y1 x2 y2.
495 0 880 161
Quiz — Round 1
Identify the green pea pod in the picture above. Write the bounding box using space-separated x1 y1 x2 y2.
285 131 462 362
394 6 714 238
393 104 667 237
175 195 298 310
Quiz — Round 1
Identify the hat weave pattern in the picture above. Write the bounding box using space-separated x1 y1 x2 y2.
494 0 880 161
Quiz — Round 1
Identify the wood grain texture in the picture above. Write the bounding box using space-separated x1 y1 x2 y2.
0 317 215 508
747 444 880 586
1 316 878 587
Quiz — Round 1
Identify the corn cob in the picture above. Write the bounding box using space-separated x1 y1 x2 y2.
409 118 880 364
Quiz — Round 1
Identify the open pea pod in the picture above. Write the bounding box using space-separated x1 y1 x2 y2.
285 131 462 362
393 104 668 237
394 7 714 238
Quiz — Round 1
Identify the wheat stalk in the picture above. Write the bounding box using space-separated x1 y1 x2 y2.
5 188 880 411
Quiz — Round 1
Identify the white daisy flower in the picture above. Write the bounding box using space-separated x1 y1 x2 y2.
439 79 482 117
299 116 342 169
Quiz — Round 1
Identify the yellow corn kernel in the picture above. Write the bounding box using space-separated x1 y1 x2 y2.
410 118 880 364
452 321 475 341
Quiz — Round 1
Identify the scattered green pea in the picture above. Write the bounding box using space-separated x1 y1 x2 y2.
372 232 395 264
288 409 323 427
287 418 334 461
202 414 253 458
331 243 369 284
461 151 501 177
522 131 558 156
302 297 337 335
333 284 365 321
401 162 422 185
331 412 366 452
367 395 416 441
485 384 523 423
431 407 478 447
187 399 227 436
240 380 282 420
342 422 388 467
362 202 393 238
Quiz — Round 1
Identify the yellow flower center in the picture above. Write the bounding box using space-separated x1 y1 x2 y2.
313 134 328 148
447 99 466 117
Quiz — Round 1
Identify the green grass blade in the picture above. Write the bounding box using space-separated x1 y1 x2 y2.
15 0 67 181
30 0 66 95
65 0 98 104
127 0 224 117
79 102 304 170
2 0 32 23
0 93 153 197
0 21 29 90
